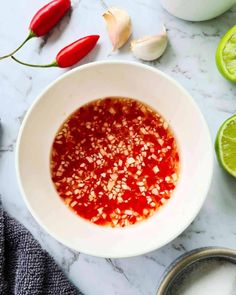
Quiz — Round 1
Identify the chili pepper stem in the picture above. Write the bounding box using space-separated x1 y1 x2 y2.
0 31 36 61
11 56 58 68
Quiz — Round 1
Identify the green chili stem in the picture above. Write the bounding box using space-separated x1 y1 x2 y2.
11 56 58 68
0 31 35 61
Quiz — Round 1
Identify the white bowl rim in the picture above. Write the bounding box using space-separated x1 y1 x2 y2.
16 60 214 258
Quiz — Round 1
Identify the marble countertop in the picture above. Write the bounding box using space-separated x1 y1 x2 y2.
1 1 236 294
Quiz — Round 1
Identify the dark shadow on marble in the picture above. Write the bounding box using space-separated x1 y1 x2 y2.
38 9 73 54
220 167 236 198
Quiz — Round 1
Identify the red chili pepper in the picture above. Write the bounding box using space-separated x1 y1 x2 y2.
0 0 71 60
56 35 100 68
11 35 100 68
30 0 71 37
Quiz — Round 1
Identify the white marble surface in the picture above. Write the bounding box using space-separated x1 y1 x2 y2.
1 1 236 294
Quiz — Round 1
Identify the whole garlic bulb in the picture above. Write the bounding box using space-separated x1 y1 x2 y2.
131 26 168 61
103 7 132 50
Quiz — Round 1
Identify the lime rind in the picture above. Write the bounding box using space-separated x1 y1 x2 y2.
215 114 236 177
216 25 236 82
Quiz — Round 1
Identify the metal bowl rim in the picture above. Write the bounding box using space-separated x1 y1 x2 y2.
157 246 236 295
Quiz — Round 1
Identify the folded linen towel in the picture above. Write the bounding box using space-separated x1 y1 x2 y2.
0 204 82 295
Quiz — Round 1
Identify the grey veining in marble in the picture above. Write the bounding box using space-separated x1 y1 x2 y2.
1 1 236 294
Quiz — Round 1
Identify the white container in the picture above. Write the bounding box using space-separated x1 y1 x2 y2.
160 0 236 21
16 61 213 258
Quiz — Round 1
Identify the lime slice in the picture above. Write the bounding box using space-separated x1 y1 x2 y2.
215 114 236 177
216 25 236 82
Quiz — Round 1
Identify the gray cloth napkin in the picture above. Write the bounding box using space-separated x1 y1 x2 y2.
0 204 83 295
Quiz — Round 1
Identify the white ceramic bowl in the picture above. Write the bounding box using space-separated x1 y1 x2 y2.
16 61 213 258
160 0 236 21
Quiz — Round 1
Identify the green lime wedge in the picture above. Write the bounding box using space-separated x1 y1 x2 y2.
216 25 236 82
215 114 236 177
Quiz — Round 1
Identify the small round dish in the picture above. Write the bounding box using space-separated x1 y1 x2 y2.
157 247 236 294
16 61 213 258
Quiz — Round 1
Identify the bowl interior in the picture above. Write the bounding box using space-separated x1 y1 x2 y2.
17 61 213 258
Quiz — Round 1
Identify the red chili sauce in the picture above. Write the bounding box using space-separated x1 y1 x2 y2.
51 97 179 227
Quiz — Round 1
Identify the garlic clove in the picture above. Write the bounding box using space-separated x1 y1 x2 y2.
131 27 168 61
103 7 132 50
